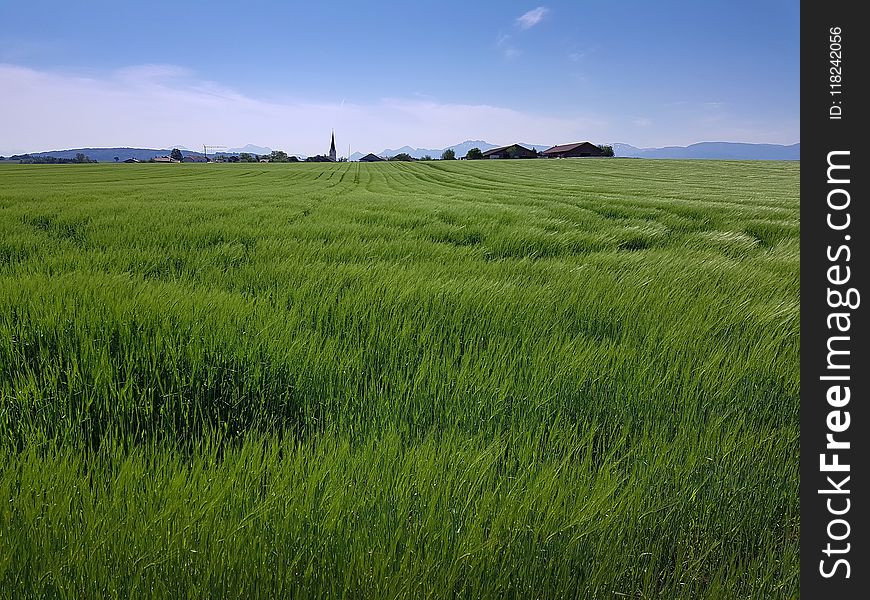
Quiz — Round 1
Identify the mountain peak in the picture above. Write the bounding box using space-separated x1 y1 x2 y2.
226 144 273 155
610 141 799 160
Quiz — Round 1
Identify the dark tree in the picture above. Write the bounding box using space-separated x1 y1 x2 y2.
597 145 615 157
465 147 483 160
170 148 184 162
420 155 433 161
270 150 289 162
440 148 456 160
389 153 414 162
114 156 119 162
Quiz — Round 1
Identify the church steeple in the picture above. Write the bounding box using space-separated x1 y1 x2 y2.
329 131 337 162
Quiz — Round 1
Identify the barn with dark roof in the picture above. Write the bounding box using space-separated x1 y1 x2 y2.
358 153 384 162
541 142 605 158
481 144 537 159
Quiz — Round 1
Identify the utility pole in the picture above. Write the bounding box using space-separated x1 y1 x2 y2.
202 145 227 162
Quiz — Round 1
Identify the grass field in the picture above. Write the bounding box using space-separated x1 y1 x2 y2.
0 159 799 598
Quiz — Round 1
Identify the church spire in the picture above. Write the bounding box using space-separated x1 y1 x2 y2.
329 131 337 162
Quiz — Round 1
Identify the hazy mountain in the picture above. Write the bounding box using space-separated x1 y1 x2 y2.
367 140 799 161
611 143 643 156
226 144 272 155
441 140 498 158
441 140 552 157
377 145 442 159
169 144 273 155
3 148 173 162
517 142 554 153
367 141 562 160
371 140 506 160
4 141 800 163
0 146 286 162
369 140 546 160
610 142 800 160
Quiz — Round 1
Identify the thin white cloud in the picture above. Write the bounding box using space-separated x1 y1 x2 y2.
516 7 549 30
116 64 192 82
0 64 798 155
495 33 521 58
0 63 610 156
495 33 522 58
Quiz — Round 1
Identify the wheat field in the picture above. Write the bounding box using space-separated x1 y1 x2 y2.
0 159 799 598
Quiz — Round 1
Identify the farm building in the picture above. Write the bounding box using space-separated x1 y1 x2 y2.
481 144 537 159
359 153 384 162
541 142 605 158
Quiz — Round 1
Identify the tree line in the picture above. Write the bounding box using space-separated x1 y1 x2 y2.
2 145 615 164
4 152 97 164
395 145 614 161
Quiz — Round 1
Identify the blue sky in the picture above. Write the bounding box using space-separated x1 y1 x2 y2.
0 1 799 156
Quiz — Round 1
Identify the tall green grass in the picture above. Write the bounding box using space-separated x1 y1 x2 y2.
0 159 799 598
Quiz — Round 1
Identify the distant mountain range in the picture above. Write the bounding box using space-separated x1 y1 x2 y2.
227 144 273 155
350 140 553 161
2 141 799 163
1 147 174 162
355 140 800 161
0 145 280 163
158 144 276 155
609 142 800 160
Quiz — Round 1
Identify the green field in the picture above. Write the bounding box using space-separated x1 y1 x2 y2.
0 160 799 598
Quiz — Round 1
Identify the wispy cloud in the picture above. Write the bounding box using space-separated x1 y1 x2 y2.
0 64 796 155
516 7 549 30
0 63 609 155
495 34 521 59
